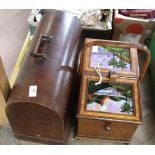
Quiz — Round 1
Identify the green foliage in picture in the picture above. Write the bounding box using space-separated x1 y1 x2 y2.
110 96 126 102
116 60 127 69
121 102 133 113
104 46 127 53
109 83 132 98
108 58 118 68
88 95 104 104
88 81 109 94
104 45 130 64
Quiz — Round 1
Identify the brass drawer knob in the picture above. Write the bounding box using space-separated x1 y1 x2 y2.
104 124 112 131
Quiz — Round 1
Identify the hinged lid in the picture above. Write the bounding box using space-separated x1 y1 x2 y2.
82 39 151 83
77 74 142 123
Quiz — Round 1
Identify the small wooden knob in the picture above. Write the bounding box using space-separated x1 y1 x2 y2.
104 124 112 131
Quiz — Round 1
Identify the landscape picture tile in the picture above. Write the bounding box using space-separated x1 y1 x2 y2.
86 81 134 115
90 45 131 71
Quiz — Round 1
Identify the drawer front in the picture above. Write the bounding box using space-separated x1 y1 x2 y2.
77 118 138 141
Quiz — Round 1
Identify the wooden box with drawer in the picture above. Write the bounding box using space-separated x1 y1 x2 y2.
76 39 150 142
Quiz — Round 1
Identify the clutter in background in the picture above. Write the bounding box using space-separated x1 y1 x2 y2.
118 9 155 19
113 10 155 45
79 9 102 27
79 9 112 30
28 9 113 36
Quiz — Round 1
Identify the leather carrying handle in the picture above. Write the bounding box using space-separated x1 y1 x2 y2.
84 40 151 83
30 34 53 59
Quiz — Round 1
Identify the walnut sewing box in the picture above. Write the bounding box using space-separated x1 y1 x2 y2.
76 39 150 143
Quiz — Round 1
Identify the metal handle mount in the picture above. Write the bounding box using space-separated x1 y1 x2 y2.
30 34 53 59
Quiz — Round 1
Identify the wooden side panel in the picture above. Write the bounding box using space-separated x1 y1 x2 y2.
77 118 138 142
0 31 30 126
9 32 31 88
0 57 10 100
0 57 10 126
0 91 8 125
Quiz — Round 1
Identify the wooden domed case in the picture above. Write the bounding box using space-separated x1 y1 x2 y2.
6 10 82 144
